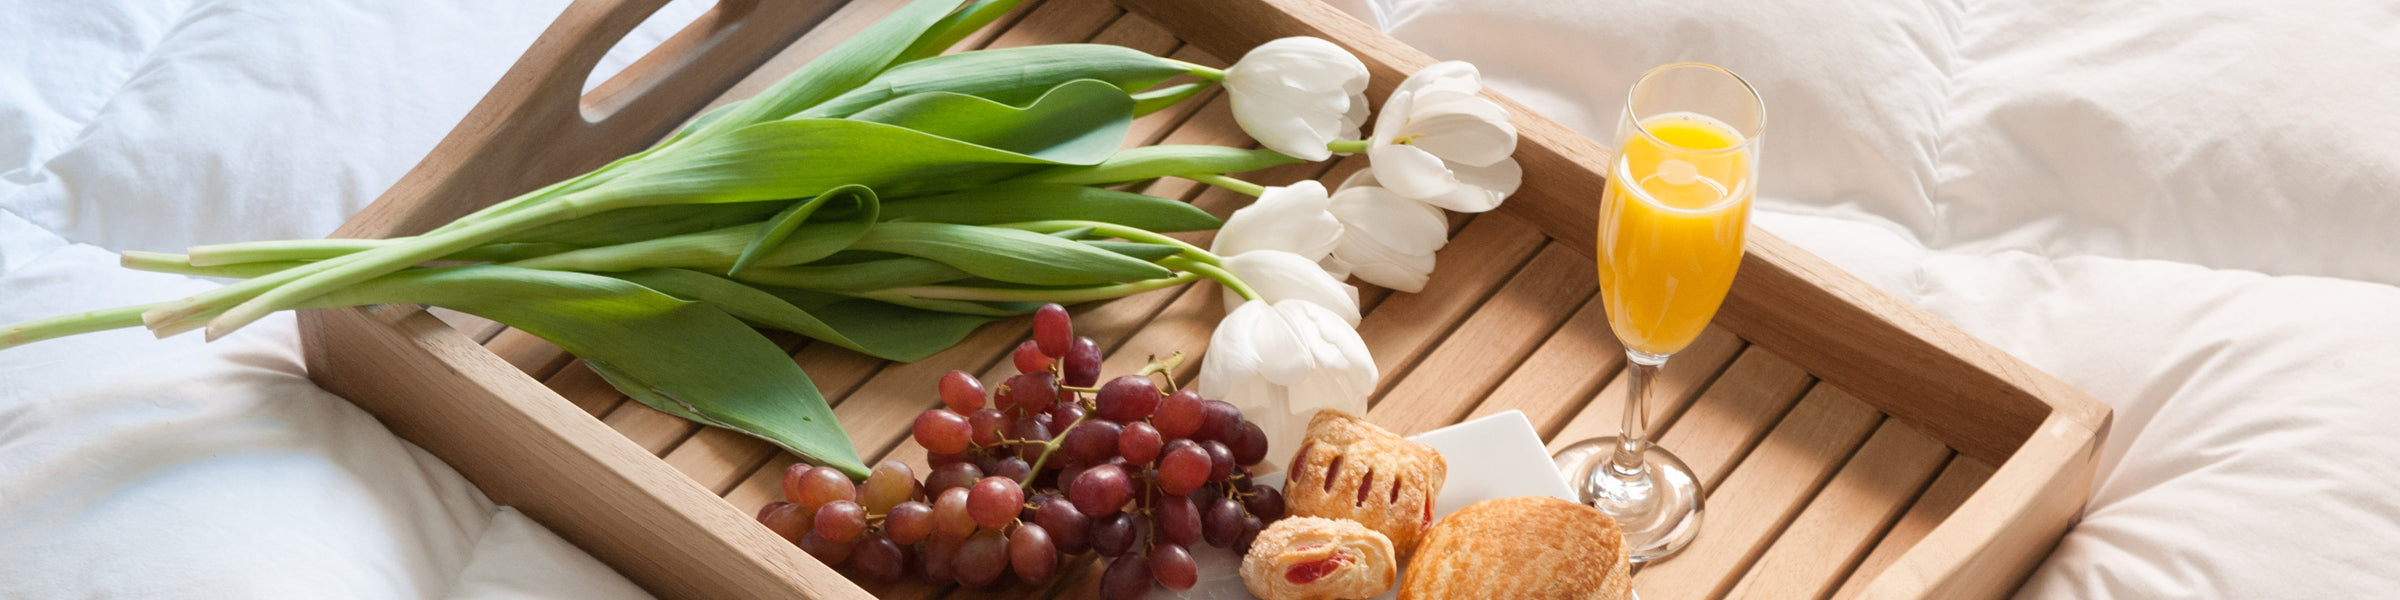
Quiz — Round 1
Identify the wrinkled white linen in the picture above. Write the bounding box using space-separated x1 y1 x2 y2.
0 0 715 597
1345 0 2400 597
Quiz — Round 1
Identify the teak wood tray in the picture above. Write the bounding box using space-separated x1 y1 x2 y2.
298 0 2112 598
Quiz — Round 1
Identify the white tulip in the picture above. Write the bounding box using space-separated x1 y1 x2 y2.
1367 61 1523 212
1321 170 1449 293
1208 181 1360 322
1221 250 1362 326
1223 37 1371 162
1209 181 1342 261
1198 299 1379 467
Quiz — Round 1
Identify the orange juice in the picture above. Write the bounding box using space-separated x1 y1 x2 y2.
1597 112 1752 356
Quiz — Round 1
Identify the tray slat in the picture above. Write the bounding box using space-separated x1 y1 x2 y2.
1728 423 1952 600
1635 387 1883 600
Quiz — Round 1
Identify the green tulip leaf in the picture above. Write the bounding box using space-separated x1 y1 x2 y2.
799 44 1190 119
732 184 878 276
298 265 866 477
879 181 1221 232
850 79 1133 164
848 221 1172 286
1021 145 1304 186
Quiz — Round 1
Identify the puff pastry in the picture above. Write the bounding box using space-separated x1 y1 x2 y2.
1398 496 1632 600
1282 410 1447 559
1240 517 1397 600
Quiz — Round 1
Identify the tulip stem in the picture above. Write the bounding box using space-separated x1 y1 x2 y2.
1162 257 1260 302
1326 139 1370 154
1169 59 1225 82
883 272 1200 303
989 220 1221 266
1186 173 1264 197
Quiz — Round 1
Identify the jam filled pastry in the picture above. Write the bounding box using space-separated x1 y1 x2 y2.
1283 410 1448 559
1240 517 1398 600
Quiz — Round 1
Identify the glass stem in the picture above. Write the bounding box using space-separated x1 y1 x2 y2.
1611 350 1669 480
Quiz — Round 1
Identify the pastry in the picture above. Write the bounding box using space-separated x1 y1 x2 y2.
1240 517 1398 600
1397 496 1633 600
1283 410 1447 559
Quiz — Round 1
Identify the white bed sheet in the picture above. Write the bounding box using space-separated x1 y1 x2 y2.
5 0 2397 598
0 0 702 597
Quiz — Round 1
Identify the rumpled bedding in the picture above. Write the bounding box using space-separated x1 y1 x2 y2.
1337 0 2400 597
3 0 2395 598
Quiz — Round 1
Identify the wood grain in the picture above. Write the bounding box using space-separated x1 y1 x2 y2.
1632 385 1882 600
1369 242 1595 436
1834 458 1995 600
1727 422 1951 600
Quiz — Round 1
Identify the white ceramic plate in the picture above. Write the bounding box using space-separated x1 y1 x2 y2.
1167 410 1576 599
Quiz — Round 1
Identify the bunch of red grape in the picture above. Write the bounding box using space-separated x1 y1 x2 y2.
758 304 1286 599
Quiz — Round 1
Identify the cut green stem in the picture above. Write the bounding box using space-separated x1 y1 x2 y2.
989 220 1218 266
884 271 1199 303
1161 257 1259 302
1326 139 1370 154
1186 173 1264 197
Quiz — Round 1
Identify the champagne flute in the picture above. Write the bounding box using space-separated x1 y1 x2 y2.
1554 63 1763 563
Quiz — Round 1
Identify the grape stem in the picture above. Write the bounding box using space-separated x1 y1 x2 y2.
1023 412 1092 481
1138 353 1186 393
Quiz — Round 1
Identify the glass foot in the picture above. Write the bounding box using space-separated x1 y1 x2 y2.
1554 439 1704 563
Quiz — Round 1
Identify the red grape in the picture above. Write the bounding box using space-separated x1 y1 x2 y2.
1155 494 1202 546
758 501 808 544
955 529 1009 587
1089 512 1140 557
967 477 1025 529
799 530 855 567
1033 304 1073 357
1007 371 1060 413
1060 419 1122 465
926 462 983 494
885 501 934 544
1155 444 1211 496
913 409 973 454
1203 496 1245 548
1246 486 1286 522
919 535 962 583
1008 523 1060 583
1118 421 1163 465
928 450 972 467
1195 400 1242 443
860 461 916 513
932 488 976 541
1045 401 1086 429
938 370 986 413
967 408 1009 447
1063 336 1102 387
815 499 867 543
1152 390 1207 439
1099 554 1152 600
1094 375 1161 422
1200 440 1235 481
1069 464 1134 517
1230 421 1269 466
1013 340 1053 374
1149 543 1198 591
990 455 1033 483
1035 497 1091 555
787 465 855 511
1237 514 1265 551
1010 417 1053 462
848 532 906 583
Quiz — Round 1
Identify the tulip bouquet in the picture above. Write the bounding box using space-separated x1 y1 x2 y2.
0 0 1521 478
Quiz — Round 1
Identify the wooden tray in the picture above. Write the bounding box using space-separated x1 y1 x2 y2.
298 0 2111 598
